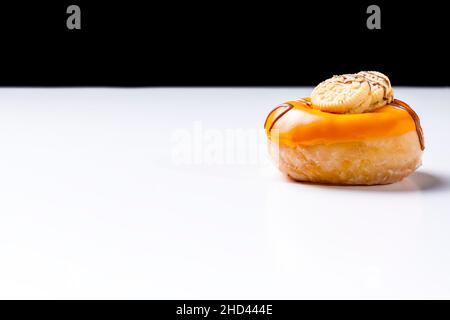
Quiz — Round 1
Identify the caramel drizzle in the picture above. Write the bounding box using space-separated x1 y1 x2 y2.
265 97 425 151
332 74 367 84
390 99 425 150
264 98 311 132
265 103 293 132
362 71 392 102
295 97 312 107
332 72 393 103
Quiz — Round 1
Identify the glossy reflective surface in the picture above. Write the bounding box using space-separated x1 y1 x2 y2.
0 87 448 299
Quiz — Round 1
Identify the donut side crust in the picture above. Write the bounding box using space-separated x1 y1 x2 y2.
268 131 422 185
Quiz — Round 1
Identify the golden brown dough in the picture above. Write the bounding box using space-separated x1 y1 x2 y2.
268 131 422 185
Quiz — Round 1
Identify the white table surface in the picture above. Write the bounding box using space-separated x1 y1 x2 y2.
0 87 449 299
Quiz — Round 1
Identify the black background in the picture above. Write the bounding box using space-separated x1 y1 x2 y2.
0 1 448 86
1 300 450 319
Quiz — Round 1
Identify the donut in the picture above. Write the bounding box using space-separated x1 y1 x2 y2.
264 73 424 185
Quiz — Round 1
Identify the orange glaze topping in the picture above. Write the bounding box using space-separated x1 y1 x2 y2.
264 100 418 147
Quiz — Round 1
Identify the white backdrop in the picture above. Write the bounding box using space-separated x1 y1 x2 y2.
0 87 449 299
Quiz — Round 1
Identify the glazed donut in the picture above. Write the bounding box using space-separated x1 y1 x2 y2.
264 73 424 185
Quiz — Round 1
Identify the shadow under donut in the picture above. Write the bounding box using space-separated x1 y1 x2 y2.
284 171 448 193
